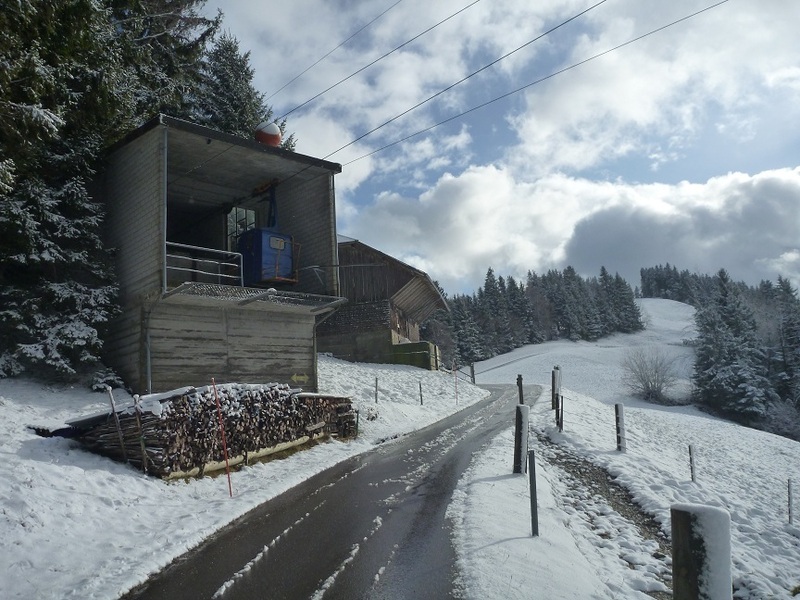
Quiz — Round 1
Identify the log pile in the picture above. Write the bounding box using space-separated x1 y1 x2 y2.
75 383 356 478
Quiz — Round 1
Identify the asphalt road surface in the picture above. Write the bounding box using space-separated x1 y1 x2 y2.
121 383 541 600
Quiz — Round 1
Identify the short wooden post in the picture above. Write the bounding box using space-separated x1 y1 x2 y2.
133 394 148 473
513 404 530 474
470 363 475 384
789 478 794 525
419 381 423 406
671 504 731 599
375 377 378 403
551 367 557 409
555 394 560 425
689 445 697 483
615 403 626 452
528 449 539 536
453 360 458 404
557 394 564 432
517 374 524 404
106 386 128 463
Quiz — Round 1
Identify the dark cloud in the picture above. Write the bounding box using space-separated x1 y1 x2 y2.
564 170 800 288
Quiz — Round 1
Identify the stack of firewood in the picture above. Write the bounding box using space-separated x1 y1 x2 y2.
78 383 355 478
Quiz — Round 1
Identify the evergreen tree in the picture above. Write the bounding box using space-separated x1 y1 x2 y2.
188 31 296 149
596 267 619 335
692 269 774 421
525 271 555 341
107 0 220 119
451 296 484 365
773 276 800 404
0 1 127 377
0 0 218 379
612 273 644 333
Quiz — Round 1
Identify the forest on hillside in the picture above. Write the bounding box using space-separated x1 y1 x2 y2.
639 264 800 438
422 263 800 440
422 266 643 366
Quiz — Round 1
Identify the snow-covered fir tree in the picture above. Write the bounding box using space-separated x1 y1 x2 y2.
0 0 217 379
692 269 776 422
185 31 296 149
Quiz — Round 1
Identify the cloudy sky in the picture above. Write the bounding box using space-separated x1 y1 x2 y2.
205 0 800 294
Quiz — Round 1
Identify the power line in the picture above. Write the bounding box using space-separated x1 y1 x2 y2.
323 0 610 161
342 0 731 167
265 0 404 102
276 0 482 121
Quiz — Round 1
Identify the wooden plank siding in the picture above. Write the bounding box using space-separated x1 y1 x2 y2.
279 174 339 296
317 239 448 367
102 127 164 303
146 302 316 392
101 309 145 390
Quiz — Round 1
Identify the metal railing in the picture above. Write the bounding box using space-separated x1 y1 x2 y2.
165 242 243 288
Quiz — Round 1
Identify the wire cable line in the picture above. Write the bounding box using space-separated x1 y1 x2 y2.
276 0 482 121
265 0 404 102
323 0 610 160
341 0 731 166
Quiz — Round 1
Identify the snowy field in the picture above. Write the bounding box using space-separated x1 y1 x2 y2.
453 299 800 599
1 298 798 599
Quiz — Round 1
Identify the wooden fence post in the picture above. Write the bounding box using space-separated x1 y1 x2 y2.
615 403 626 452
556 394 564 432
790 478 794 525
513 404 530 474
551 366 563 411
470 363 475 384
453 360 458 404
419 381 423 406
671 504 731 599
689 445 697 483
528 449 539 536
106 386 128 464
375 377 378 403
517 374 524 404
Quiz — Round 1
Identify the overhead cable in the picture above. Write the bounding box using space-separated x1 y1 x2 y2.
323 0 610 160
342 0 731 166
265 0 405 102
276 0 482 121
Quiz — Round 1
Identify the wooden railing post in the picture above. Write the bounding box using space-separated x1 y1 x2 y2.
671 504 731 599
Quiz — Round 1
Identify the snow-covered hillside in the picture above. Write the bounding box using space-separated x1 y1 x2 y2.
0 299 798 599
455 299 800 599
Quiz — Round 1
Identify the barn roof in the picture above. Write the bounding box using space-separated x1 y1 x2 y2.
337 237 449 323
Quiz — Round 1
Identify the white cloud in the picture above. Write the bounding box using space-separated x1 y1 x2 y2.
207 0 800 294
342 167 800 293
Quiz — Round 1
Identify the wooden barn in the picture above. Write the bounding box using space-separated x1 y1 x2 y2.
317 237 448 368
95 115 345 394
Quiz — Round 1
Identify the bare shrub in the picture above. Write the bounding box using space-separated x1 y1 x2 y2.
621 346 679 403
